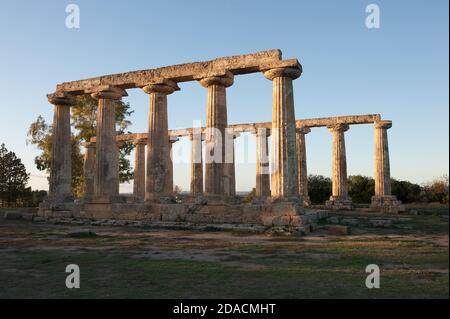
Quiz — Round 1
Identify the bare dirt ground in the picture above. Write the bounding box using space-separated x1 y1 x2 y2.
0 206 448 299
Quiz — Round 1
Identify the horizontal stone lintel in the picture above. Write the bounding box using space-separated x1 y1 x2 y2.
55 50 305 94
89 114 382 143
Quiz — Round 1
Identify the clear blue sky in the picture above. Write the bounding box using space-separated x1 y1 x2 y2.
0 0 448 192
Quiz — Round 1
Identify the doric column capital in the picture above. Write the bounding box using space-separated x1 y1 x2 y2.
169 136 180 144
91 85 128 100
132 138 147 146
327 123 349 133
374 120 392 130
188 132 205 141
142 79 180 95
263 67 301 81
47 91 76 106
254 128 271 137
296 127 311 135
199 72 234 88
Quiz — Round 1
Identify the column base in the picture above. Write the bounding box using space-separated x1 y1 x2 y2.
43 194 74 204
325 196 353 210
38 198 81 219
201 194 242 205
370 195 405 214
303 196 311 207
145 194 177 204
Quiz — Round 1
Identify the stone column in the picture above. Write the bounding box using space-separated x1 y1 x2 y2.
297 127 311 205
189 132 204 196
200 72 234 197
169 136 179 194
91 86 127 200
255 128 271 198
47 92 75 202
142 80 179 202
263 67 301 200
326 124 352 209
370 120 404 213
224 131 239 197
133 139 146 199
83 142 96 199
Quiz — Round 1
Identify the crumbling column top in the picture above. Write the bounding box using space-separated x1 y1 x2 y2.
142 79 180 95
47 91 76 106
374 120 392 129
296 127 311 135
90 85 128 100
327 123 350 133
199 71 234 88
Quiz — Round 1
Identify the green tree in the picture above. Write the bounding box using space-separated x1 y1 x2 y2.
391 178 422 203
308 175 332 204
0 144 30 205
243 188 257 203
27 95 134 197
422 175 449 204
348 175 375 203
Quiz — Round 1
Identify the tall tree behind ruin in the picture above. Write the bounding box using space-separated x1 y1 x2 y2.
27 95 134 197
0 143 30 205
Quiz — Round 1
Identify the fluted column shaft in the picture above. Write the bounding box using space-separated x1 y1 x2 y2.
143 80 179 201
83 142 96 198
200 73 234 196
48 93 74 201
92 87 126 199
264 67 301 199
328 124 350 198
224 131 239 197
255 128 271 197
168 137 179 193
297 127 311 204
374 121 392 196
133 139 146 199
189 132 204 196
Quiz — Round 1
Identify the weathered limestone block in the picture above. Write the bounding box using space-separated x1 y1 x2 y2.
370 195 405 214
57 50 282 93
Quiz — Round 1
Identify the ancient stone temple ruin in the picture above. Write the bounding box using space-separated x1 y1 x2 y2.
39 49 404 232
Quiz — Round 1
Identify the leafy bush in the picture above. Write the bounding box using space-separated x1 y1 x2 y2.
422 175 449 204
308 175 332 204
390 178 422 203
348 175 375 203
